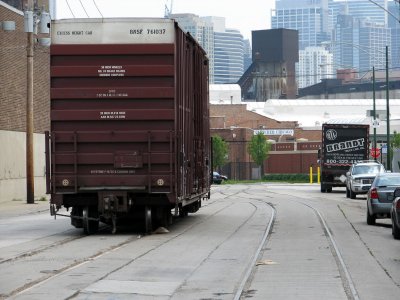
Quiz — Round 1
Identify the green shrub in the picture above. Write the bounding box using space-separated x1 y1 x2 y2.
263 173 317 183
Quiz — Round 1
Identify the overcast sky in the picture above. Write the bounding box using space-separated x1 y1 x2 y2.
53 0 275 40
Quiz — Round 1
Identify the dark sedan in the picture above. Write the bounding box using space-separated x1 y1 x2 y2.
366 172 400 225
212 171 227 184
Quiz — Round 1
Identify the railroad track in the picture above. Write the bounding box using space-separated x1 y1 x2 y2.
233 187 358 300
5 184 396 299
2 185 265 299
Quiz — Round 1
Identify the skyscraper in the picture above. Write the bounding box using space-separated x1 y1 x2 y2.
332 13 391 75
298 47 333 88
243 39 252 72
388 0 400 69
170 14 215 82
213 28 245 84
170 14 246 84
329 0 388 26
271 0 331 50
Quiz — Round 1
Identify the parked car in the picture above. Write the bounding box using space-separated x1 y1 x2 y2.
346 161 386 199
212 172 227 184
366 173 400 225
391 187 400 239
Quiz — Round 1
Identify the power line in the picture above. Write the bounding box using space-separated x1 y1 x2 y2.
65 0 75 18
366 0 400 23
79 0 90 18
92 0 104 18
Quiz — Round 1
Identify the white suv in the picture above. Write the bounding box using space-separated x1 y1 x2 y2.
346 161 386 199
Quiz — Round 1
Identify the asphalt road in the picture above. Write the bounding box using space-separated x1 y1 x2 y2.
0 183 399 299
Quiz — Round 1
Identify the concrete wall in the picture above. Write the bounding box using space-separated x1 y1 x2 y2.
0 130 47 203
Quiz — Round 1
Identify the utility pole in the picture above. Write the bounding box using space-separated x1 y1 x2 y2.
372 66 377 158
25 0 35 204
386 45 391 170
24 0 51 204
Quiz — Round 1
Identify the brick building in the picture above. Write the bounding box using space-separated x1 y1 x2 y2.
0 1 50 133
210 104 321 179
0 1 50 203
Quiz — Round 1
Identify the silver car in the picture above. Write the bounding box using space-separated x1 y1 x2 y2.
366 173 400 225
346 161 386 199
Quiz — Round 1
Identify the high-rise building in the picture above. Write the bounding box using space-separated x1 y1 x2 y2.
213 28 245 84
297 47 333 88
332 14 391 74
169 14 215 82
243 39 252 73
170 14 246 84
202 16 245 84
329 0 388 26
271 0 331 50
388 0 400 69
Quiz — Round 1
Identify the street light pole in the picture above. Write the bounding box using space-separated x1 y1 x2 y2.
386 45 391 170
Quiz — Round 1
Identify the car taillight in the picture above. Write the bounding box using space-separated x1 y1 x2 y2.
370 188 379 199
396 201 400 210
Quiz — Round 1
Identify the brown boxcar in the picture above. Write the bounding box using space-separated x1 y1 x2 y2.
46 18 211 234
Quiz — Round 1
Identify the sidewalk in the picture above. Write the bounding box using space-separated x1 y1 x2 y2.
0 199 49 218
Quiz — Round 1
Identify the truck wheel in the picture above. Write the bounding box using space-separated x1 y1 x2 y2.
392 220 400 239
327 186 332 193
320 184 326 193
346 187 350 198
367 207 376 225
350 189 356 199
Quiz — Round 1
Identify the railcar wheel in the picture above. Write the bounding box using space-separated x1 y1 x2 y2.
71 207 83 228
83 206 99 235
144 206 152 234
154 207 171 228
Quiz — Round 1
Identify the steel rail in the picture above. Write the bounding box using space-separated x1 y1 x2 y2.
233 200 275 300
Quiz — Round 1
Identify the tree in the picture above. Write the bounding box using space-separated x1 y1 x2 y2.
247 132 271 177
392 131 400 149
212 135 229 171
391 131 400 172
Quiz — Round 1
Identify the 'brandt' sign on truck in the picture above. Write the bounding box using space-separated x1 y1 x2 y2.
319 124 369 193
326 138 365 153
